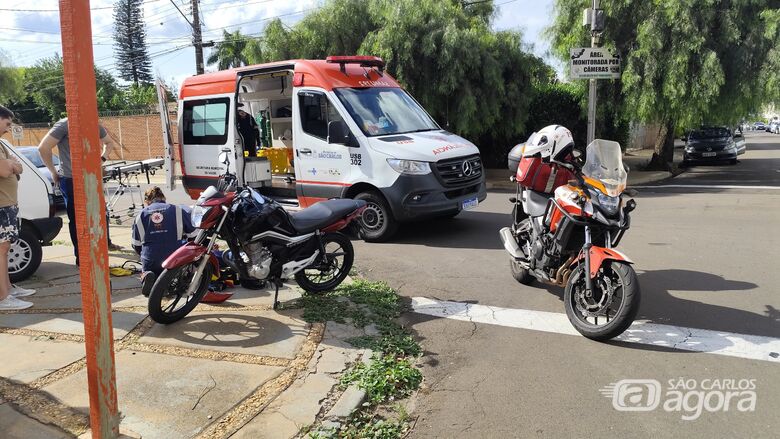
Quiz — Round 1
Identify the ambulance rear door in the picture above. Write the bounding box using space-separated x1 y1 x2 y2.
156 79 176 191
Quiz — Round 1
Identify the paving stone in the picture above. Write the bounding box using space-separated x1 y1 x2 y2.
0 311 146 339
110 276 142 291
43 350 284 439
0 334 85 383
29 283 85 297
140 309 308 359
220 283 303 308
109 290 148 308
325 386 366 420
234 373 336 439
315 347 357 375
319 322 365 350
0 403 72 439
28 294 84 309
31 260 80 280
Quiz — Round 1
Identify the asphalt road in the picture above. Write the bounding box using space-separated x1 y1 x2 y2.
349 131 780 438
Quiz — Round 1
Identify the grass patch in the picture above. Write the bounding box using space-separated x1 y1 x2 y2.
341 354 422 404
290 279 423 438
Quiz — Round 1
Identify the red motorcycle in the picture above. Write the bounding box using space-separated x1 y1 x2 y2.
148 151 366 324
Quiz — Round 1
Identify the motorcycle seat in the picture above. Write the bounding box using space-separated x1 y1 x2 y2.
289 199 366 234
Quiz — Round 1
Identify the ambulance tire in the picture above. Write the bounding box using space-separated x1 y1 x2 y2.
355 191 398 242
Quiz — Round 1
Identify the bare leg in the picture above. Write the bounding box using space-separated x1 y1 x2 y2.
0 241 11 301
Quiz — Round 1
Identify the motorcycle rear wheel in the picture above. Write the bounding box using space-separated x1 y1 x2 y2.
564 261 640 341
148 262 213 324
295 232 354 293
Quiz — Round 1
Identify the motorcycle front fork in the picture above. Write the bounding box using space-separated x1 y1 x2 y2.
583 226 594 294
187 207 228 296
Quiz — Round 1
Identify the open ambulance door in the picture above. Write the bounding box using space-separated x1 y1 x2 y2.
156 79 176 191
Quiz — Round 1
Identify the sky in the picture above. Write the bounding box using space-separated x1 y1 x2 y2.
0 0 557 89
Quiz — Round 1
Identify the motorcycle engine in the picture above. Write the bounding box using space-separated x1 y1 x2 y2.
243 241 273 279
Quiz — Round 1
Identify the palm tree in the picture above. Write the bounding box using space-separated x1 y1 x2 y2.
206 30 249 70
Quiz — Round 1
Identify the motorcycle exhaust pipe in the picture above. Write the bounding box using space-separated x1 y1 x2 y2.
499 227 529 266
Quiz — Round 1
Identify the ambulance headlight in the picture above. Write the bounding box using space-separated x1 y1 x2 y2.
386 159 431 175
191 205 211 228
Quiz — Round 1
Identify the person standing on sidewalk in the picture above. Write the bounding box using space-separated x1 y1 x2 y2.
37 118 122 266
0 106 36 310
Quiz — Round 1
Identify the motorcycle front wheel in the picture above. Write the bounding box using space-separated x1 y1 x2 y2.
295 232 354 293
564 261 640 341
148 261 213 324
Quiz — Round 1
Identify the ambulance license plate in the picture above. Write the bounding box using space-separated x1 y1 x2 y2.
462 197 479 211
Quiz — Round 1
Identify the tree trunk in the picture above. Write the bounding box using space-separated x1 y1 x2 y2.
646 119 676 171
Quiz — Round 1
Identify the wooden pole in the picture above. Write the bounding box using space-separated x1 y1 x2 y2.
59 1 119 437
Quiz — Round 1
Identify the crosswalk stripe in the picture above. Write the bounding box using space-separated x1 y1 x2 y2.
411 297 780 363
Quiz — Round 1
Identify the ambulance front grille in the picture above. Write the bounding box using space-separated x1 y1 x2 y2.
434 155 483 187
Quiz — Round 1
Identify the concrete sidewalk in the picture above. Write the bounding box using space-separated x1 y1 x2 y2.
1 232 373 438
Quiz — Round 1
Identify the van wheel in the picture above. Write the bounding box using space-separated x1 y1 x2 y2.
355 191 398 242
9 227 43 283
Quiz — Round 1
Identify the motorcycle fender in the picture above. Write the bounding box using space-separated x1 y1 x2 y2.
572 246 633 279
162 243 220 273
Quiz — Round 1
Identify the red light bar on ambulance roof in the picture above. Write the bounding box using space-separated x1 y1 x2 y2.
326 56 385 73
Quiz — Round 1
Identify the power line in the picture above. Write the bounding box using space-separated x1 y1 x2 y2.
0 0 162 13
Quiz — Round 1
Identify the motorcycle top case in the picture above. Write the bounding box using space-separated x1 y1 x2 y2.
516 156 575 194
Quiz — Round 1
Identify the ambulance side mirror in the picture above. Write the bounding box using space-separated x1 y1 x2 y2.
327 120 350 145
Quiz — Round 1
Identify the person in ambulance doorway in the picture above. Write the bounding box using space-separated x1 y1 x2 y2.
237 103 261 158
132 187 196 297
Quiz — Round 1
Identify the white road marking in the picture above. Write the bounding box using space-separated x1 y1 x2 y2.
631 184 780 190
411 297 780 363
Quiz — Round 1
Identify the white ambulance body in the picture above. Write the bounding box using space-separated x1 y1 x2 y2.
160 56 486 241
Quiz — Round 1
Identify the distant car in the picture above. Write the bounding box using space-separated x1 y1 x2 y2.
753 122 766 131
768 120 780 134
683 127 741 165
16 146 65 208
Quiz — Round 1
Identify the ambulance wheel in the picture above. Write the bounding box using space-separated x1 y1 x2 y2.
355 191 398 242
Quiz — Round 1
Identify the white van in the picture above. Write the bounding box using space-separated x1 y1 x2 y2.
158 56 486 241
0 139 63 281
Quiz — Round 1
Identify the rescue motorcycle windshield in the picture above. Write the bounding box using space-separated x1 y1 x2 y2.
582 140 627 197
334 88 439 137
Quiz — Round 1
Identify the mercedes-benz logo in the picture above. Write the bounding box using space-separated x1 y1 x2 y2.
462 160 473 177
706 147 712 151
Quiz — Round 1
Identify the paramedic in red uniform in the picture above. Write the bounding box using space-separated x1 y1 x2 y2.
131 187 194 296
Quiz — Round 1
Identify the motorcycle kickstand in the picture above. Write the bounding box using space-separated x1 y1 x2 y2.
272 278 282 310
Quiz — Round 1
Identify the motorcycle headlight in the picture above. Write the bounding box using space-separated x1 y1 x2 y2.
597 193 620 215
386 158 431 175
191 205 211 228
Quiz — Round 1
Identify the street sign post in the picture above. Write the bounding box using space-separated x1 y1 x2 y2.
11 125 22 141
570 48 621 80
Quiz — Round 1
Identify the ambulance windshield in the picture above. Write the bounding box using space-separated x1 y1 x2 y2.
334 88 439 137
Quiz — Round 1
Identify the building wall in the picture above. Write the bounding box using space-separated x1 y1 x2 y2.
1 113 179 161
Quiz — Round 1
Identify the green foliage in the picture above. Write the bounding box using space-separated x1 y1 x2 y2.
207 30 250 70
341 354 422 404
0 51 25 103
113 0 152 84
549 0 780 164
310 410 410 439
244 0 553 167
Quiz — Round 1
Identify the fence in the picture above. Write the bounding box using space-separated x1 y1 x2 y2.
1 112 179 161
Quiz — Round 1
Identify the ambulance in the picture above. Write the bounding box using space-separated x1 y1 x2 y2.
158 56 486 241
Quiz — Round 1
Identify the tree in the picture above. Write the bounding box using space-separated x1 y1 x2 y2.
245 0 554 167
114 0 152 85
550 0 780 170
207 30 249 70
0 51 24 103
24 55 125 121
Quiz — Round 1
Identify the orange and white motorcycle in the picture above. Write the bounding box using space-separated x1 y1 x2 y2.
499 139 641 340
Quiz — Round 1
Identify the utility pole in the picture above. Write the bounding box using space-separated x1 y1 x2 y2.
586 0 604 144
192 0 204 75
168 0 206 75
